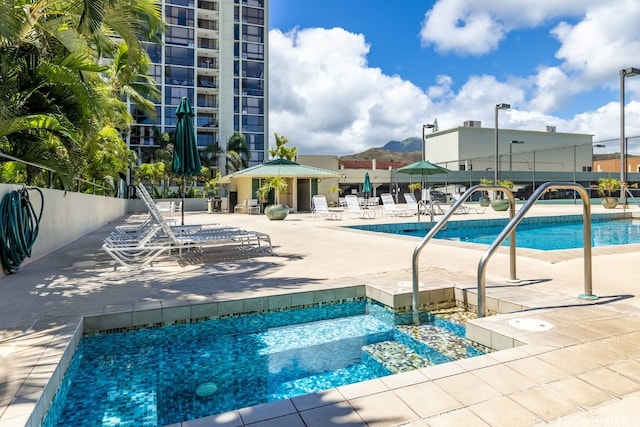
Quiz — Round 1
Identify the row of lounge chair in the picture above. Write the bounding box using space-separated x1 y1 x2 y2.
102 184 272 268
311 193 484 220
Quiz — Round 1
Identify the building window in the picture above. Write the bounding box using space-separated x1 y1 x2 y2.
198 0 218 11
242 7 264 25
165 66 194 86
169 0 193 7
197 94 218 108
241 115 263 132
165 87 194 106
129 126 158 146
197 132 215 147
165 46 194 66
165 6 194 26
242 24 264 43
197 113 217 127
143 43 162 63
243 60 263 78
242 78 263 96
166 26 195 46
197 75 217 88
198 38 218 49
242 42 264 60
131 105 161 125
197 19 218 30
242 97 263 114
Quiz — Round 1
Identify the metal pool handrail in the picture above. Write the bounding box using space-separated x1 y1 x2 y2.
477 182 596 318
411 184 516 325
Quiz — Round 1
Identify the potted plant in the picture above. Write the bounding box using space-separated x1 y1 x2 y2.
328 185 342 207
478 178 492 207
597 177 620 209
408 183 422 202
204 172 222 212
490 179 514 211
257 176 289 220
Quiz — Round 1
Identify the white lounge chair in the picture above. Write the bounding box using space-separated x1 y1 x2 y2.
380 193 412 217
312 195 342 220
403 193 427 215
450 193 485 214
345 195 375 219
404 193 445 215
102 184 272 268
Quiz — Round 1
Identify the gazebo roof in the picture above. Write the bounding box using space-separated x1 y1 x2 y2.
222 158 340 181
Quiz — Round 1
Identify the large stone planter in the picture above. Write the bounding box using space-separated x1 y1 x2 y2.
479 196 491 207
490 199 510 211
601 197 618 209
264 204 289 220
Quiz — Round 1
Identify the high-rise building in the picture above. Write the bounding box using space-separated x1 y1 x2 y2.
128 0 268 175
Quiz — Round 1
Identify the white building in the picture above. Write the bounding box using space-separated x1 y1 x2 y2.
424 121 595 176
128 0 268 172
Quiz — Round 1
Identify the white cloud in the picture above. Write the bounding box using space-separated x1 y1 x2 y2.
419 0 597 56
268 1 640 156
269 28 434 155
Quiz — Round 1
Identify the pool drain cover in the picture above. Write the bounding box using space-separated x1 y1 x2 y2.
196 382 218 397
508 318 553 332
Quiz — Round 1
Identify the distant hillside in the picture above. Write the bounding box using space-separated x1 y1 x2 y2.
340 148 421 164
383 137 422 152
340 137 422 163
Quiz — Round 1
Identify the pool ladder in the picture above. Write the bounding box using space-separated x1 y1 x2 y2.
411 182 597 325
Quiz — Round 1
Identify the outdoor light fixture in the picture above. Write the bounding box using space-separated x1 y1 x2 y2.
510 140 524 172
620 67 640 205
421 121 437 161
494 103 511 182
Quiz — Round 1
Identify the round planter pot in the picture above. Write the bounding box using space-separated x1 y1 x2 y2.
490 199 510 211
479 197 491 207
601 197 618 209
264 204 289 220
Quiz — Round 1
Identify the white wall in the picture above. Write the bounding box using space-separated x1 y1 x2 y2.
0 184 127 277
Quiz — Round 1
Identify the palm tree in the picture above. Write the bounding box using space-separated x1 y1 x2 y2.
0 0 164 188
225 132 249 172
269 132 298 160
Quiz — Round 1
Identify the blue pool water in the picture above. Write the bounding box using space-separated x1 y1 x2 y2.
352 217 640 250
429 218 640 250
42 301 486 427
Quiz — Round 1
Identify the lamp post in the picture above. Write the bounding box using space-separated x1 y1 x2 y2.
495 103 510 183
510 140 524 172
421 123 436 161
620 67 640 205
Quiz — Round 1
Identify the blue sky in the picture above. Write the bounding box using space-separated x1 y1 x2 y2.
267 0 640 156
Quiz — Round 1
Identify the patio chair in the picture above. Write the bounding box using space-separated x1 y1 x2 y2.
234 199 248 214
380 193 413 217
102 184 273 268
449 193 485 214
247 199 260 214
403 193 429 215
312 195 342 220
345 195 375 219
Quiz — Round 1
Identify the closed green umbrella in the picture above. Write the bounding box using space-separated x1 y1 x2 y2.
172 97 202 225
363 172 372 196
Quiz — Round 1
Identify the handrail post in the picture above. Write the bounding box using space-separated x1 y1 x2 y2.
477 182 596 317
412 184 512 324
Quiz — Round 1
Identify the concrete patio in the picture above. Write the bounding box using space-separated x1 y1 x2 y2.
1 203 640 426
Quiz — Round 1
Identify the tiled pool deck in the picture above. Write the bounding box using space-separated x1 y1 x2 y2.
2 203 640 426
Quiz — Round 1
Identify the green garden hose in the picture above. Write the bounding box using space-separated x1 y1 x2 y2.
0 188 43 274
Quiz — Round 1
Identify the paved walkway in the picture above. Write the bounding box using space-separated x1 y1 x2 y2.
1 203 640 426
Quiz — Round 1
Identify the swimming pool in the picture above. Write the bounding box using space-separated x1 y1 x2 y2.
41 300 488 427
350 215 640 250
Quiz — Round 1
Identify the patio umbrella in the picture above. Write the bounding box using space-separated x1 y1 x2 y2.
397 160 449 199
362 172 373 198
172 97 202 225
